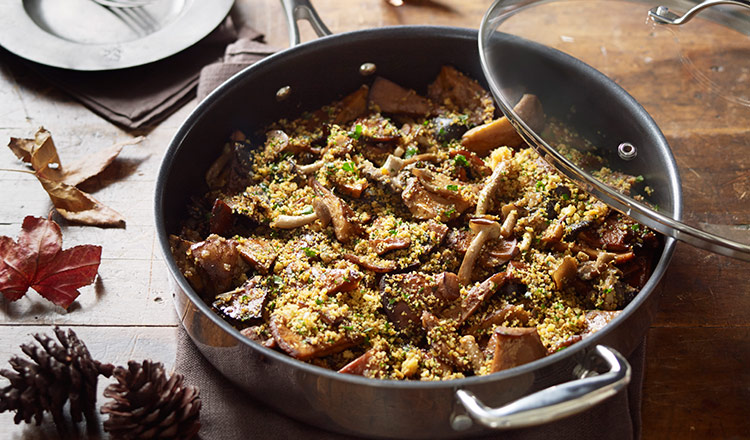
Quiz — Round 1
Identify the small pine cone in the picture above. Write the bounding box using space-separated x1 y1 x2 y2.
0 326 115 435
101 360 201 440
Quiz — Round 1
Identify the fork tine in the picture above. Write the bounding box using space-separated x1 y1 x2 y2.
95 0 154 7
104 6 153 37
128 7 160 31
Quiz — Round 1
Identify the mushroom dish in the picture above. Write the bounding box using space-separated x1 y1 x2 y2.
169 65 661 380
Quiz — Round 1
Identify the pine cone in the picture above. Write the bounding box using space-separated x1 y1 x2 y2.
101 360 201 440
0 326 115 435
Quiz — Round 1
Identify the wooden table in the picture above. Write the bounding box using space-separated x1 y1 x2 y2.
0 1 748 438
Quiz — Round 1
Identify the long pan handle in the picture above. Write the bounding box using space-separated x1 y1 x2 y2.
452 345 630 431
281 0 333 47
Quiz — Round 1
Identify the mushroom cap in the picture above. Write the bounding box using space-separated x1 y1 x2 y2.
469 218 502 239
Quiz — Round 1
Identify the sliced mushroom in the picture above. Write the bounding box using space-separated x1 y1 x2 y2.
459 271 508 323
486 326 546 373
369 76 434 116
213 276 268 321
338 348 377 375
426 65 495 125
552 256 578 290
333 85 369 125
344 254 397 273
169 235 203 292
189 235 248 295
457 218 502 285
270 313 361 361
236 238 278 275
209 198 234 236
402 178 460 222
421 311 469 371
465 304 530 338
310 178 364 243
380 272 460 333
461 94 544 156
369 236 412 255
320 267 363 295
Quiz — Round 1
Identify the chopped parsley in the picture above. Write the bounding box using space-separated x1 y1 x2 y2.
454 154 469 167
404 146 418 159
446 184 459 191
349 124 363 140
341 161 356 173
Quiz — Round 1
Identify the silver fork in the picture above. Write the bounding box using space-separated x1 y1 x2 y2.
91 0 159 37
94 0 155 7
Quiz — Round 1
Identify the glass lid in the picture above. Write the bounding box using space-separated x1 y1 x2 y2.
479 0 750 261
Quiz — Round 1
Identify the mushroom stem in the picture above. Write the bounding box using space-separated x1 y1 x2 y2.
475 160 508 216
458 218 502 285
500 209 517 239
270 213 318 229
296 160 325 175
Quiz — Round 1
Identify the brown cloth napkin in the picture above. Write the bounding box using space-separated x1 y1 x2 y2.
176 326 645 440
22 19 276 130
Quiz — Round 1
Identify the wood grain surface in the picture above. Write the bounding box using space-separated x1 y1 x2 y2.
0 0 748 438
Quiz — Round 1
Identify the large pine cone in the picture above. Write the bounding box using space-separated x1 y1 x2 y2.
0 327 115 434
101 360 201 440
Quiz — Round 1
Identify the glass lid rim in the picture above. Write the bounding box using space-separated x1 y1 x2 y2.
477 0 750 261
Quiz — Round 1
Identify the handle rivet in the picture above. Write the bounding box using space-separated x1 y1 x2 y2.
276 86 291 102
450 414 473 431
360 62 377 76
618 142 637 160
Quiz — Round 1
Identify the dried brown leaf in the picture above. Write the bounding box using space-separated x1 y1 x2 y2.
58 142 126 186
6 128 135 227
7 137 34 163
37 175 126 228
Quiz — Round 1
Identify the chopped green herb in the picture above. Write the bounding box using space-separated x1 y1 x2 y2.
349 124 363 140
343 325 354 331
561 193 570 200
342 161 355 173
635 175 644 182
631 224 640 231
315 298 324 305
300 205 314 215
536 180 546 191
303 247 318 258
404 146 418 159
454 154 469 167
446 184 459 191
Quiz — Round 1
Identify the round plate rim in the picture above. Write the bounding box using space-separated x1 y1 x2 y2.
0 0 235 71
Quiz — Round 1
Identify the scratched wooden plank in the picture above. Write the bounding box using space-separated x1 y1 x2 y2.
655 243 750 327
0 325 178 440
642 326 750 440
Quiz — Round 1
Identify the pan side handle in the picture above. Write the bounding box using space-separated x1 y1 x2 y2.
281 0 333 47
452 345 630 431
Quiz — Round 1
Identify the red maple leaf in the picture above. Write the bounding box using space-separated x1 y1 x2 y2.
0 216 102 309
